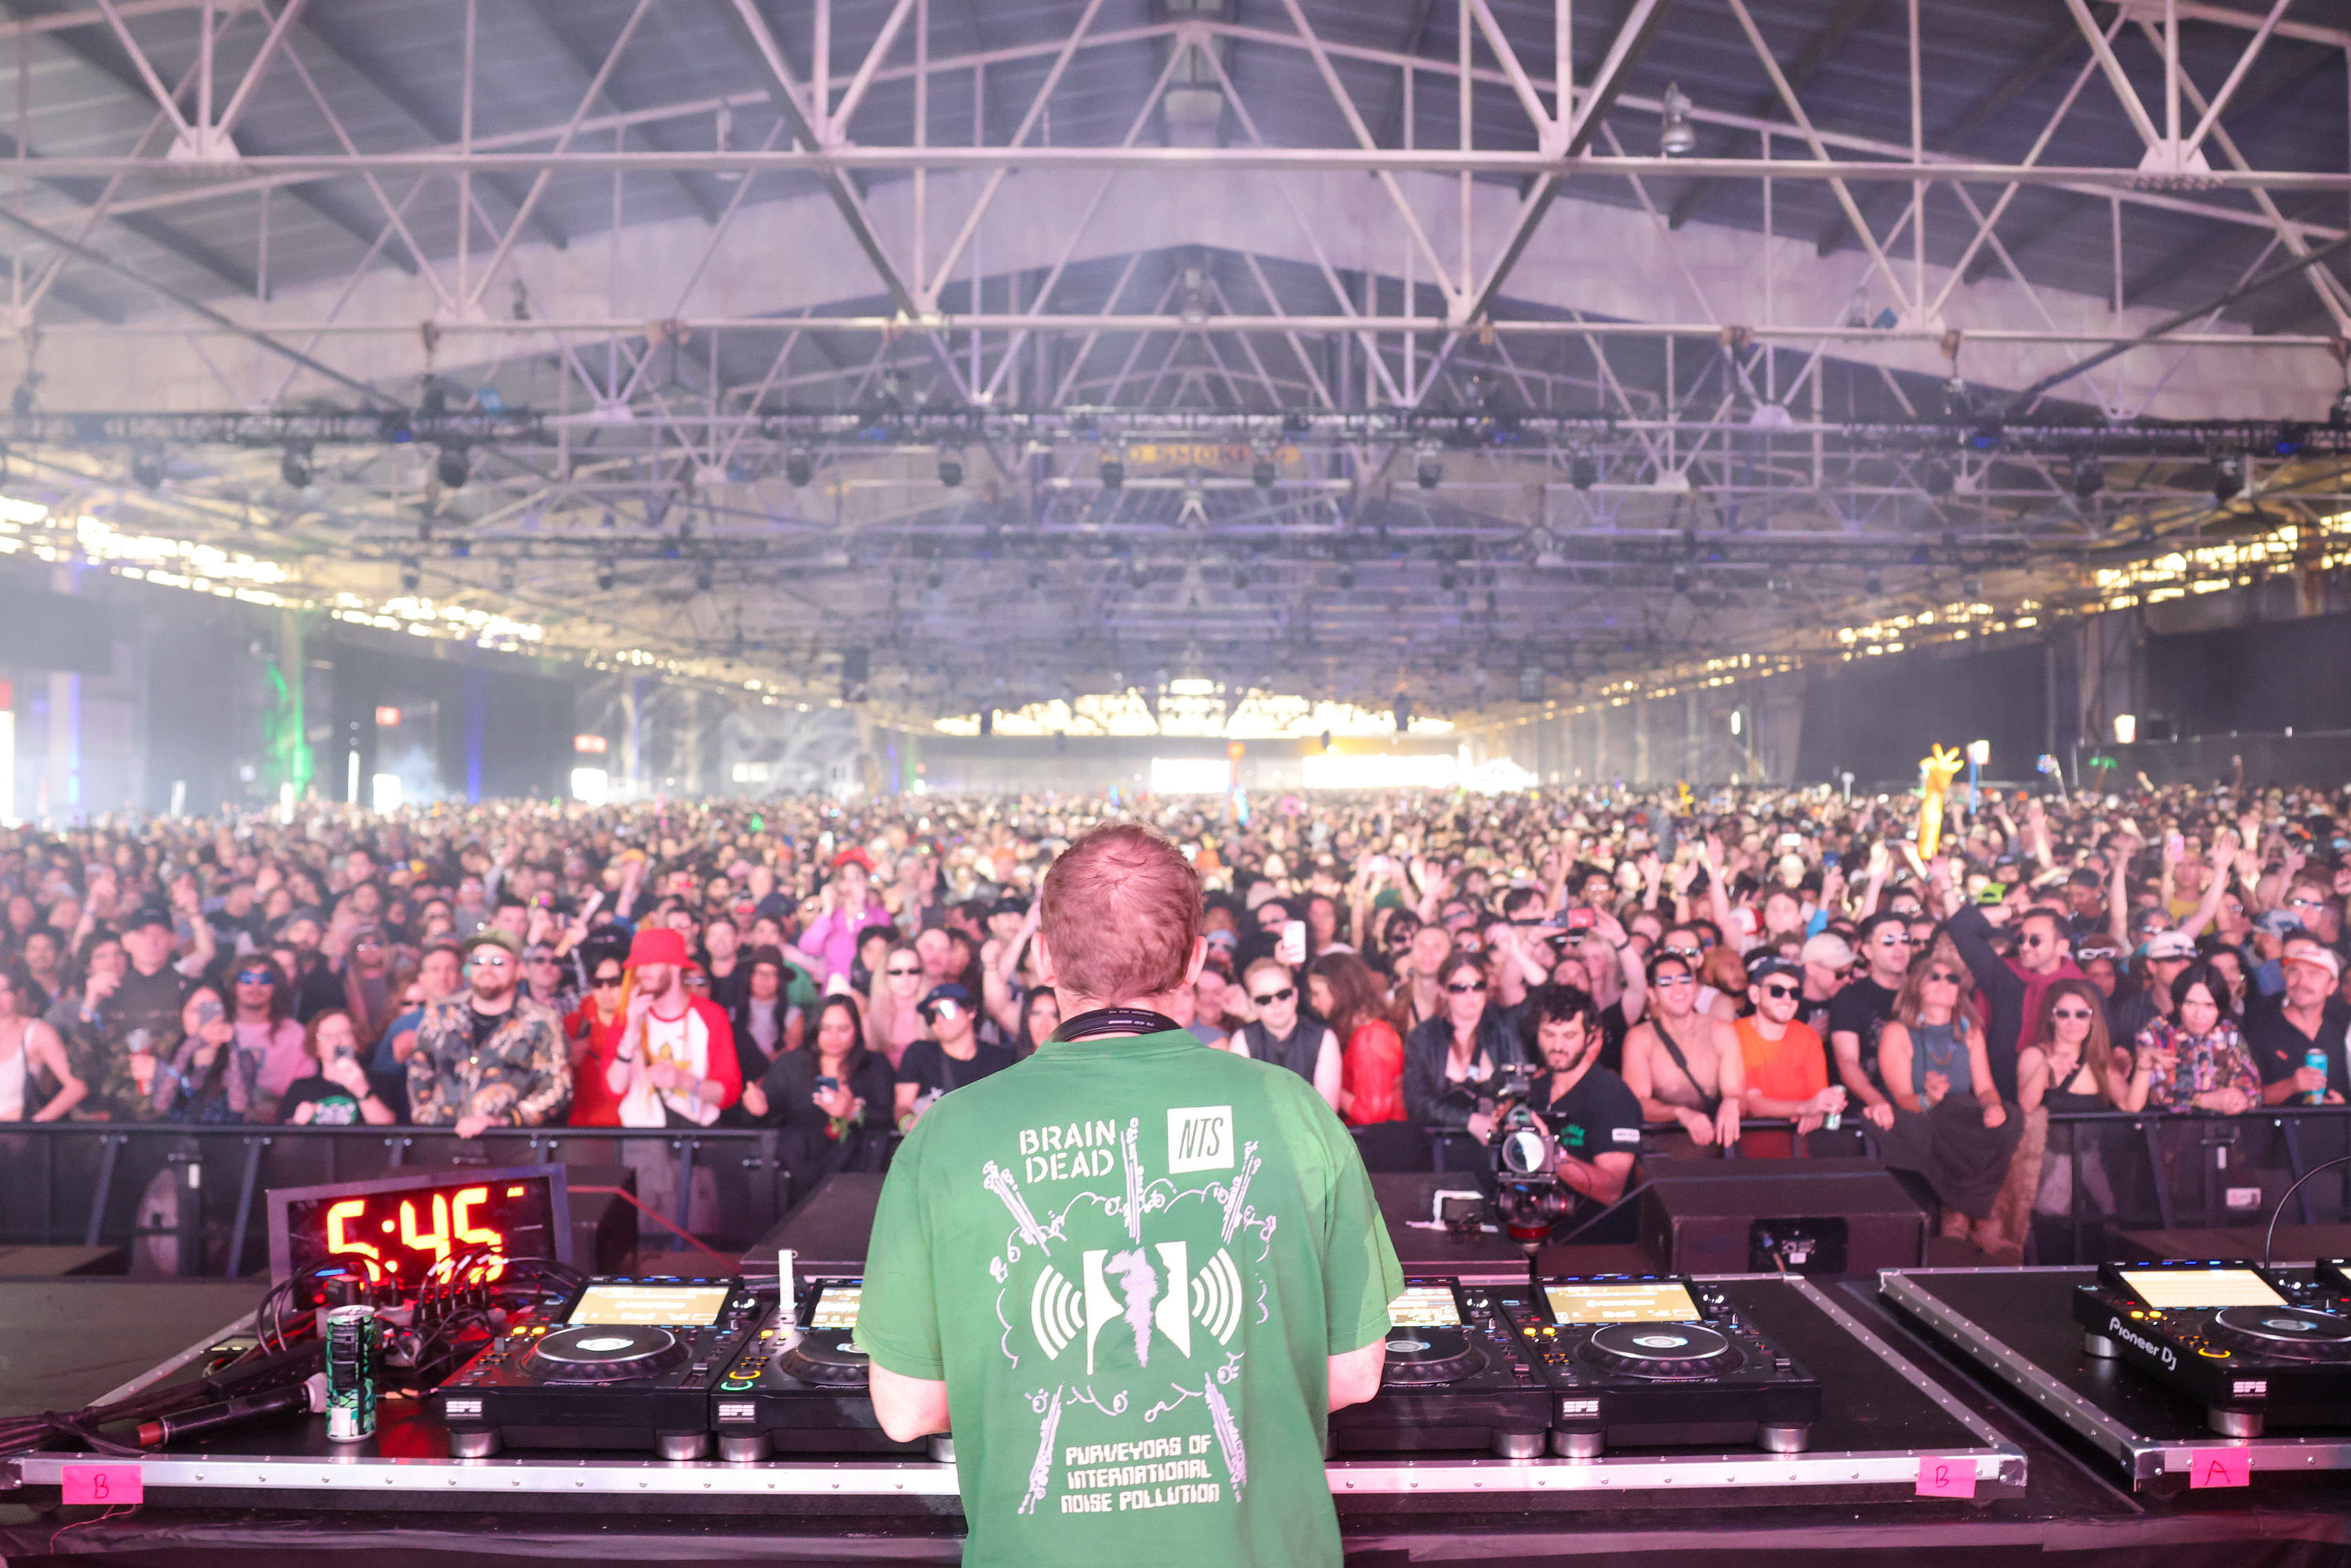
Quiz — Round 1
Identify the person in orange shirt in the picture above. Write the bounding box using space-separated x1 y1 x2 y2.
1735 954 1846 1157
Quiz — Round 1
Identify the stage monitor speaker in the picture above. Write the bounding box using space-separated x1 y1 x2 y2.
1637 1159 1926 1277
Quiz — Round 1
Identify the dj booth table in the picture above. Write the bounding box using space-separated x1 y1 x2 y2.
9 1195 2351 1564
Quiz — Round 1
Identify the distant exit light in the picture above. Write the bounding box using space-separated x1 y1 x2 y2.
375 706 402 727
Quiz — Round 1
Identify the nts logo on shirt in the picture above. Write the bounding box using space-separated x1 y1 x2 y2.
1167 1106 1234 1173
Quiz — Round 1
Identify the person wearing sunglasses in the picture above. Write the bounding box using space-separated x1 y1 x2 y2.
1620 950 1744 1152
866 941 929 1070
1733 955 1845 1157
405 926 575 1139
2019 979 2119 1114
1873 951 2021 1255
1231 958 1342 1112
1402 951 1526 1152
893 983 1014 1132
1825 911 1911 1128
563 950 630 1127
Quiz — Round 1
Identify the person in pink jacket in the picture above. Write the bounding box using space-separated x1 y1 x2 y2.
792 849 883 985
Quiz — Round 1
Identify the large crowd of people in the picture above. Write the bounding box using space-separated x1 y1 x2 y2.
3 780 2349 1261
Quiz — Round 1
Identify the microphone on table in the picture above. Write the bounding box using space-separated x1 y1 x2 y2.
138 1373 326 1448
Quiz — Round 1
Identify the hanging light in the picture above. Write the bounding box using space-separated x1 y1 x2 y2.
281 444 313 489
2212 452 2244 502
1660 84 1697 157
1919 458 1954 498
596 556 617 591
1570 451 1599 491
784 449 814 487
435 445 470 489
2072 455 2103 499
398 557 422 593
1415 443 1443 490
1099 446 1125 490
937 446 964 488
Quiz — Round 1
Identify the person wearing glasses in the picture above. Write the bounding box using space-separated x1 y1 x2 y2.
1944 876 2086 1103
1733 955 1843 1158
893 983 1012 1132
1233 958 1342 1112
1619 949 1743 1152
2109 929 2201 1047
866 940 929 1069
1872 951 2020 1255
1402 951 1527 1153
406 927 574 1137
1826 911 1911 1130
564 947 629 1127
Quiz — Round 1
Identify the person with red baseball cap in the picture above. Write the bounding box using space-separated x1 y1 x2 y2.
792 849 882 987
603 925 742 1128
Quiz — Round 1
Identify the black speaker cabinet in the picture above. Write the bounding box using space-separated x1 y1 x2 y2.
1637 1159 1926 1277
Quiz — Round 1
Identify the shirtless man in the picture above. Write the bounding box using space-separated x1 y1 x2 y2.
1621 950 1744 1147
1656 925 1739 1023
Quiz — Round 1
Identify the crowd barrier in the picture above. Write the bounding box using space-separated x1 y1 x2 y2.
7 1107 2350 1276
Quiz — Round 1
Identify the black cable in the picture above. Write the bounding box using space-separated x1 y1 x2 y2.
2263 1153 2351 1268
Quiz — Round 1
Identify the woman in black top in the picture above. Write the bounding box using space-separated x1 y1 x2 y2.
742 994 893 1182
721 947 798 1127
1402 951 1525 1141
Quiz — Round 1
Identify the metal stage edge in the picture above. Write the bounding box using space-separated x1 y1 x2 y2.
4 1273 2023 1506
1881 1263 2351 1489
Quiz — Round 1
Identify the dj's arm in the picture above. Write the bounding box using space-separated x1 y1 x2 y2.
869 1364 949 1442
1328 1338 1386 1413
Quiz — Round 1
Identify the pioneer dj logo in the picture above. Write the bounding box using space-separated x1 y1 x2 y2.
1168 1106 1234 1173
2108 1313 2177 1371
1031 1243 1244 1373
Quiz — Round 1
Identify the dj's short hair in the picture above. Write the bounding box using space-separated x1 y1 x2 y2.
1040 823 1202 1005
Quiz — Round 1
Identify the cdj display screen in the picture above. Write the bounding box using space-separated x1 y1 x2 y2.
567 1284 732 1326
2117 1268 2285 1310
1545 1281 1701 1324
1386 1285 1462 1328
810 1285 864 1330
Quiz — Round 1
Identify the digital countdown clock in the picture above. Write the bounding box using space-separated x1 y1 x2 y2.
266 1164 574 1284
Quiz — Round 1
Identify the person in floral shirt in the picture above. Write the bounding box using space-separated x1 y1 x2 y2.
2120 961 2259 1115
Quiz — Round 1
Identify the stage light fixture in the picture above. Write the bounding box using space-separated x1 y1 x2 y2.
2274 422 2308 458
1337 564 1357 589
1969 423 2001 452
924 565 943 590
498 559 516 592
694 557 715 593
435 445 470 489
1128 562 1149 590
1941 376 1972 420
1099 449 1125 490
1671 563 1690 593
1231 565 1250 589
596 556 617 591
1027 566 1045 592
1438 567 1458 592
1917 459 1952 498
2332 386 2351 430
399 558 421 593
1415 444 1443 490
936 447 964 488
130 451 162 489
784 449 814 487
281 445 313 489
1659 84 1697 157
1864 571 1883 597
1252 451 1276 488
450 539 471 559
1570 451 1599 491
2072 456 2103 498
1962 574 1983 599
2212 452 2244 501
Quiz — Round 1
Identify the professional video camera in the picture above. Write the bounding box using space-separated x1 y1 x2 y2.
1488 1061 1570 1291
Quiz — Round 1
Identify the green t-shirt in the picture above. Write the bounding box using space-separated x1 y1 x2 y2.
860 1028 1401 1568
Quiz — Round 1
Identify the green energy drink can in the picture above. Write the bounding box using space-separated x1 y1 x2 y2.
324 1305 379 1442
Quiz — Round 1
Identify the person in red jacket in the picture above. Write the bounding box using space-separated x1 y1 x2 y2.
1310 951 1407 1125
564 947 629 1127
605 926 741 1128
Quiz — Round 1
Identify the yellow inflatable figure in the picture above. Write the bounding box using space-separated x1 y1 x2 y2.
1918 744 1965 858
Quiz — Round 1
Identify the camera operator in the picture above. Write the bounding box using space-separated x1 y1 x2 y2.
1520 984 1640 1206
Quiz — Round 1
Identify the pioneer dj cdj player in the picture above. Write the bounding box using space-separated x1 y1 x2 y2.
438 1276 762 1459
2076 1261 2351 1436
710 1277 930 1461
1494 1275 1824 1457
1326 1279 1553 1458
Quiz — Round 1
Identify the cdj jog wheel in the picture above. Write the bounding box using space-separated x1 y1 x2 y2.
2208 1305 2351 1361
1379 1326 1487 1386
777 1329 875 1387
1578 1321 1742 1378
529 1324 690 1382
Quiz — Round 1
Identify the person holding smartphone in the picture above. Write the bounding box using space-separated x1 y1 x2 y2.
743 993 893 1181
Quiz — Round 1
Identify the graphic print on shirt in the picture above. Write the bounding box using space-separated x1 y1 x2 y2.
980 1106 1275 1518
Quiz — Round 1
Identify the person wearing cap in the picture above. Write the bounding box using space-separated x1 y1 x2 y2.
2248 933 2351 1106
792 850 881 987
2248 907 2304 999
406 928 572 1136
1797 931 1853 1040
605 925 741 1128
1733 954 1842 1158
74 906 197 1122
2110 929 2200 1046
892 983 1011 1131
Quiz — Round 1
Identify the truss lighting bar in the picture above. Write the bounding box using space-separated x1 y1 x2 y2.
10 409 2339 462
